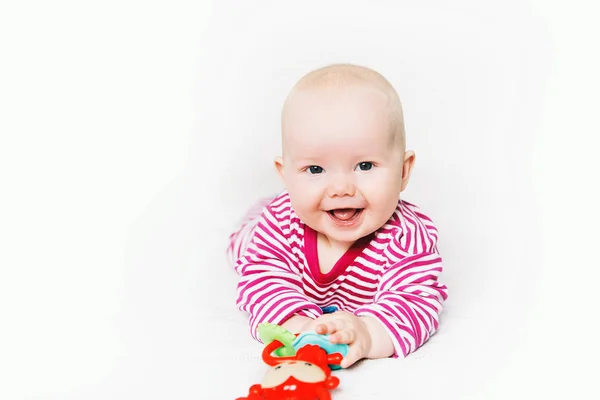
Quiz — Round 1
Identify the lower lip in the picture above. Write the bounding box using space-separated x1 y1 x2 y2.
326 209 364 227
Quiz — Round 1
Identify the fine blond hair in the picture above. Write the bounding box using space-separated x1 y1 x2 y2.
282 63 406 150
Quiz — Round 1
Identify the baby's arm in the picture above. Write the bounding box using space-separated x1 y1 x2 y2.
281 314 314 333
234 206 323 339
354 245 448 357
360 315 395 358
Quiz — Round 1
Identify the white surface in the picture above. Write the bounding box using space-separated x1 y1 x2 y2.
1 1 599 399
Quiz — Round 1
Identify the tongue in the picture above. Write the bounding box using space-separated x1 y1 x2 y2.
332 208 357 221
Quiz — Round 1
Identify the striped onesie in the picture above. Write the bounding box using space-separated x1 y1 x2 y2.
228 191 448 357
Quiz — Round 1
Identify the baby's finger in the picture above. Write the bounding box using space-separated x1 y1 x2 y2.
304 314 334 332
313 323 327 334
315 319 345 335
329 328 355 344
341 344 364 369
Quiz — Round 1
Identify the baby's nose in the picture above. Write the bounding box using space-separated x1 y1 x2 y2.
327 175 355 197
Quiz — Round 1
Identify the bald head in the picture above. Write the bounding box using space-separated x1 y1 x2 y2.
281 64 406 153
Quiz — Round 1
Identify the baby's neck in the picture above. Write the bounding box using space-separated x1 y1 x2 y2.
317 232 355 253
316 233 355 275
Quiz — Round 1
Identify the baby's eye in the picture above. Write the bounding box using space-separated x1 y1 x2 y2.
356 162 373 171
308 166 324 174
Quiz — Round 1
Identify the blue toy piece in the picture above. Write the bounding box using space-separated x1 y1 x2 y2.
320 305 339 314
292 331 349 370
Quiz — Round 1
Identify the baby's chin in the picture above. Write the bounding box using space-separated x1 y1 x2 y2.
322 231 370 246
316 218 379 245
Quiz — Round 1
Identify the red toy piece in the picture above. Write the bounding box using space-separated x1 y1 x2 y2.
236 339 343 400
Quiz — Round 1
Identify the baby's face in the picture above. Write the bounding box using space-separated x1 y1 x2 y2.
278 85 409 245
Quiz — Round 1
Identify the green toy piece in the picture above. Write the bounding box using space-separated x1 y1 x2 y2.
257 322 297 357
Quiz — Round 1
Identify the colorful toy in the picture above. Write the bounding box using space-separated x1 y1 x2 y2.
291 331 348 370
257 323 349 370
236 323 348 400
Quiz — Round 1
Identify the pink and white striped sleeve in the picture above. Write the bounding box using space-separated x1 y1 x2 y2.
234 205 322 340
354 231 448 357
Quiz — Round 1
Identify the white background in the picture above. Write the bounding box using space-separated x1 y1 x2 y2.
1 1 599 399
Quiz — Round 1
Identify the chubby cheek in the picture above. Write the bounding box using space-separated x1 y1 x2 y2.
286 177 325 212
358 174 401 222
289 195 322 226
358 172 400 202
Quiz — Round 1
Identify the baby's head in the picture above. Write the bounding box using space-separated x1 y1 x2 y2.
275 64 415 246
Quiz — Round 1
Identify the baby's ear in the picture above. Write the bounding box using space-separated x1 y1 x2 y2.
274 156 285 180
400 150 416 192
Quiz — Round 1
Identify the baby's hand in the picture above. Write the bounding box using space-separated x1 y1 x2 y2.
302 311 372 368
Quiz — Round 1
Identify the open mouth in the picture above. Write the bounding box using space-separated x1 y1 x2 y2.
327 208 364 225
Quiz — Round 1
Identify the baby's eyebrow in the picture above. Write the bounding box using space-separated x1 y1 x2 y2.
293 157 323 165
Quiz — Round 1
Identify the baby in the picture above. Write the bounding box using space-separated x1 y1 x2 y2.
227 64 448 368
